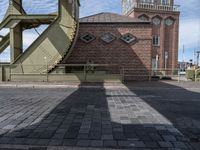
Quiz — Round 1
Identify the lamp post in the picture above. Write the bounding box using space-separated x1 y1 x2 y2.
197 51 200 67
165 51 168 70
44 56 48 82
156 54 159 71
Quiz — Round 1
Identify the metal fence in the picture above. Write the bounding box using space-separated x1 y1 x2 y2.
0 64 123 82
0 63 183 82
123 68 181 82
151 68 181 81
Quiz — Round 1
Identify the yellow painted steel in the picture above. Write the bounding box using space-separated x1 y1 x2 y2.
0 34 10 54
9 0 79 74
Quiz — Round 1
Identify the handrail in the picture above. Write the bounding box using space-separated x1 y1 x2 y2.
0 14 57 30
123 3 180 14
136 3 180 11
0 63 119 67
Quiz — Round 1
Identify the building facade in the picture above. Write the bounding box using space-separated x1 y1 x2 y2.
66 0 180 80
122 0 180 70
0 0 180 82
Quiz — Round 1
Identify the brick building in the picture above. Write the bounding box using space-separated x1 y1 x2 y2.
66 0 180 80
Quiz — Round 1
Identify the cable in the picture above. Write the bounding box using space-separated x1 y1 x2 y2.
33 27 41 35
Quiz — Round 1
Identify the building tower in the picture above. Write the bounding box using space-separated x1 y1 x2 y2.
122 0 180 71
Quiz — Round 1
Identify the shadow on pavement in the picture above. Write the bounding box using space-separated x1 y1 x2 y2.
0 81 199 150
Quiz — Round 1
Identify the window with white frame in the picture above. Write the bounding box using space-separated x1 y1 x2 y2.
161 0 170 5
140 0 154 3
152 35 160 46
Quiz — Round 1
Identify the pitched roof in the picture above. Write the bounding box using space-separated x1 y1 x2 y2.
80 12 150 24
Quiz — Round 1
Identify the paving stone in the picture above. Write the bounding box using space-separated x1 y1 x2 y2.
0 84 197 149
144 141 159 148
89 132 101 140
3 125 16 130
103 140 117 147
150 133 163 141
29 147 47 150
130 141 146 148
48 139 63 146
36 139 50 146
173 141 187 148
163 135 177 142
78 133 89 139
64 131 78 139
90 140 103 147
102 134 113 140
51 133 65 139
77 140 91 147
62 139 77 146
40 131 55 139
24 138 39 145
0 137 14 144
158 141 173 148
28 132 42 138
113 132 126 140
13 138 26 145
117 140 131 147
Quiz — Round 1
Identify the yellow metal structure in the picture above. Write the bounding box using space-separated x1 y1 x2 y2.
0 0 80 75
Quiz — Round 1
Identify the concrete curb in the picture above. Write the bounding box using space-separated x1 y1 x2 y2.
0 82 125 89
0 144 122 150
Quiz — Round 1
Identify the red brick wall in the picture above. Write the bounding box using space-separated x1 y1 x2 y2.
127 10 180 70
66 23 152 80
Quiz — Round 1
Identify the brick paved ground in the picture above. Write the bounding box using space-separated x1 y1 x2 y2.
0 81 200 150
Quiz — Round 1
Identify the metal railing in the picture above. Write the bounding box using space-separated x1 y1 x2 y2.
151 68 181 82
136 3 180 12
0 64 123 82
122 3 179 14
123 68 181 82
0 63 183 82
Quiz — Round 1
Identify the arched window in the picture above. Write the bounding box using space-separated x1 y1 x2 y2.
152 17 161 26
138 15 149 21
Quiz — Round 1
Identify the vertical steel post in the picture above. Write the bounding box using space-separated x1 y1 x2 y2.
84 65 86 82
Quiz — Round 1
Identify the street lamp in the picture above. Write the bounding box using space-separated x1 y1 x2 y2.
156 54 159 70
44 56 48 82
165 51 168 70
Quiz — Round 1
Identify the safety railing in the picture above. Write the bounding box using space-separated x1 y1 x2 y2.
151 68 181 82
123 3 180 14
123 68 181 82
0 63 183 82
122 68 152 81
135 3 180 12
0 64 123 82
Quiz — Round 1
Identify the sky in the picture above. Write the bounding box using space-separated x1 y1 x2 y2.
0 0 200 63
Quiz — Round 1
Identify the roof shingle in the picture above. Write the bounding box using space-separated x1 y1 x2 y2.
80 12 150 23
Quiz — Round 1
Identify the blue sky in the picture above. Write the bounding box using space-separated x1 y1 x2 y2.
0 0 200 63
